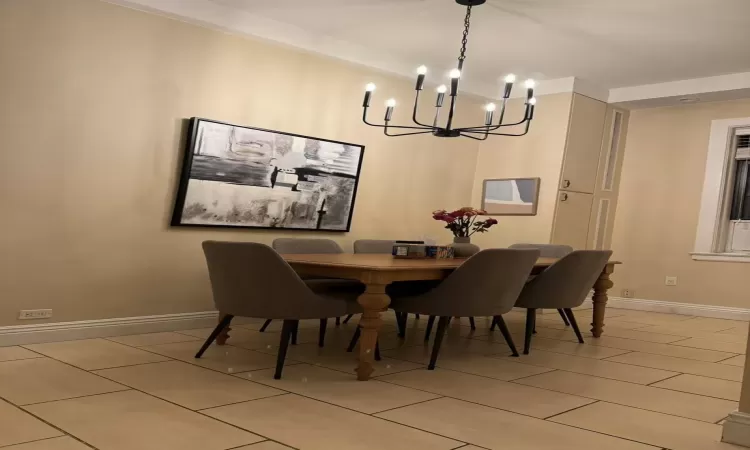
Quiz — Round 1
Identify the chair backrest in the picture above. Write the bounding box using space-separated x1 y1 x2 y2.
353 239 395 254
202 241 347 319
515 250 613 309
419 248 540 317
272 238 343 254
509 243 574 258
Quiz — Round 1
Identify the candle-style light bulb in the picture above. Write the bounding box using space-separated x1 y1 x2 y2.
415 66 427 90
435 85 446 107
363 83 376 107
386 98 396 107
503 73 516 99
484 103 496 126
525 79 535 102
527 97 537 120
449 69 461 96
384 98 396 122
449 69 461 79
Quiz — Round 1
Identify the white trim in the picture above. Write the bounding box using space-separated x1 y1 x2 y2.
694 117 750 255
605 297 750 321
691 252 750 263
723 411 750 447
0 311 219 346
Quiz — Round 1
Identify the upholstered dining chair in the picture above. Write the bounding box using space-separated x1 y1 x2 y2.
260 238 360 331
351 249 540 369
508 243 574 327
514 250 613 355
197 241 362 379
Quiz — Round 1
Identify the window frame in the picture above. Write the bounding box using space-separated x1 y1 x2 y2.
693 117 750 262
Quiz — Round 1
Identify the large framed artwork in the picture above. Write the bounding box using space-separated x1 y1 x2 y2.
481 178 541 216
171 118 365 231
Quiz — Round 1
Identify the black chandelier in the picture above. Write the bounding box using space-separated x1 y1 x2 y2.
361 0 536 140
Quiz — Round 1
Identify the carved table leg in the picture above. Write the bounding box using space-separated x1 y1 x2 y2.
591 264 615 338
356 283 389 381
216 312 233 346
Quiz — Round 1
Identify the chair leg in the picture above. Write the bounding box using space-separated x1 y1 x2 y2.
347 326 361 352
469 317 476 330
490 317 498 331
195 314 234 358
375 340 381 361
428 317 450 370
291 321 299 345
335 317 341 326
493 315 519 357
415 314 420 319
558 309 570 326
564 308 585 343
396 312 407 339
259 319 272 332
524 308 536 355
343 314 354 324
274 320 295 379
318 318 328 347
424 315 436 342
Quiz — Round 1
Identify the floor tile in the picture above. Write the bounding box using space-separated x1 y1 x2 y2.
1 436 91 450
652 374 741 401
583 336 737 362
720 355 746 367
376 398 657 450
582 327 687 343
0 346 43 362
377 367 594 418
240 364 439 414
549 401 745 450
671 337 746 354
141 341 283 374
605 311 694 326
232 443 295 450
634 325 749 342
515 370 736 422
0 399 62 447
106 332 201 347
0 358 128 405
25 390 262 450
716 326 750 337
203 394 462 450
631 321 740 335
94 361 283 410
506 349 677 384
514 336 631 359
258 341 424 377
23 339 168 370
606 352 744 382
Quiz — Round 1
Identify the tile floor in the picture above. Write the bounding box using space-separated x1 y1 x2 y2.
0 308 748 450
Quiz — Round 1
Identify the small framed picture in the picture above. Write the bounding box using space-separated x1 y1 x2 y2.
481 178 541 216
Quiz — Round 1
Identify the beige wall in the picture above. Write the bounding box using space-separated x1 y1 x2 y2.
0 0 483 325
611 98 750 307
470 93 573 249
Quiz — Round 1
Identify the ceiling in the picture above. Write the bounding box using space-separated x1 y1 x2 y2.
111 0 750 102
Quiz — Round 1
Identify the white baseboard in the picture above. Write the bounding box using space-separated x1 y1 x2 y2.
723 411 750 447
0 311 219 346
606 297 750 322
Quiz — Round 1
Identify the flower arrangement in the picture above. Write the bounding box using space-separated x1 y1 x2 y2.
432 207 498 237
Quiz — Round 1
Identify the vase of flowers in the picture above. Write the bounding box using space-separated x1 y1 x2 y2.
432 207 498 256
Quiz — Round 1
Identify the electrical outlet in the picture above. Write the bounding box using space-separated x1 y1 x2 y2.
18 309 52 320
621 289 634 298
665 276 678 286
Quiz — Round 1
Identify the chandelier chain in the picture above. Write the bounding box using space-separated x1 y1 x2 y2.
458 5 472 65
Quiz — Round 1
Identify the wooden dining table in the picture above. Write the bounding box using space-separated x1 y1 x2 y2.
220 253 621 381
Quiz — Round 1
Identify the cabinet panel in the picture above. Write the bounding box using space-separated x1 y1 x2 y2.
551 190 594 249
559 95 607 193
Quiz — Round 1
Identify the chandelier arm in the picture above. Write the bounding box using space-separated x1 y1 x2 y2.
384 128 434 137
461 121 531 136
363 107 433 130
459 132 489 141
412 91 436 128
456 110 529 132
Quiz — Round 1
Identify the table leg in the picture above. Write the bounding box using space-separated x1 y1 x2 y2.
216 312 233 346
356 283 389 381
591 264 615 338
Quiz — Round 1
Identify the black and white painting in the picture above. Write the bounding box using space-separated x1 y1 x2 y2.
171 118 364 231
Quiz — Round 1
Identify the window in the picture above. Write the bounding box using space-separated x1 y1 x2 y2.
694 119 750 262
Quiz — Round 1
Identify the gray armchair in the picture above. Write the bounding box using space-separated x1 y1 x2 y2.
353 239 396 254
197 241 362 379
367 249 540 369
515 250 613 354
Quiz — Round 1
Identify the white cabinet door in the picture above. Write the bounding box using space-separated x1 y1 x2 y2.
551 190 594 249
559 95 607 194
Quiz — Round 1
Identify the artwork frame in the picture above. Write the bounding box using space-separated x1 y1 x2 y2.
481 177 541 216
171 118 365 232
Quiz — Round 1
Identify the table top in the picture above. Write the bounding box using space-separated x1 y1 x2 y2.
283 253 620 271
